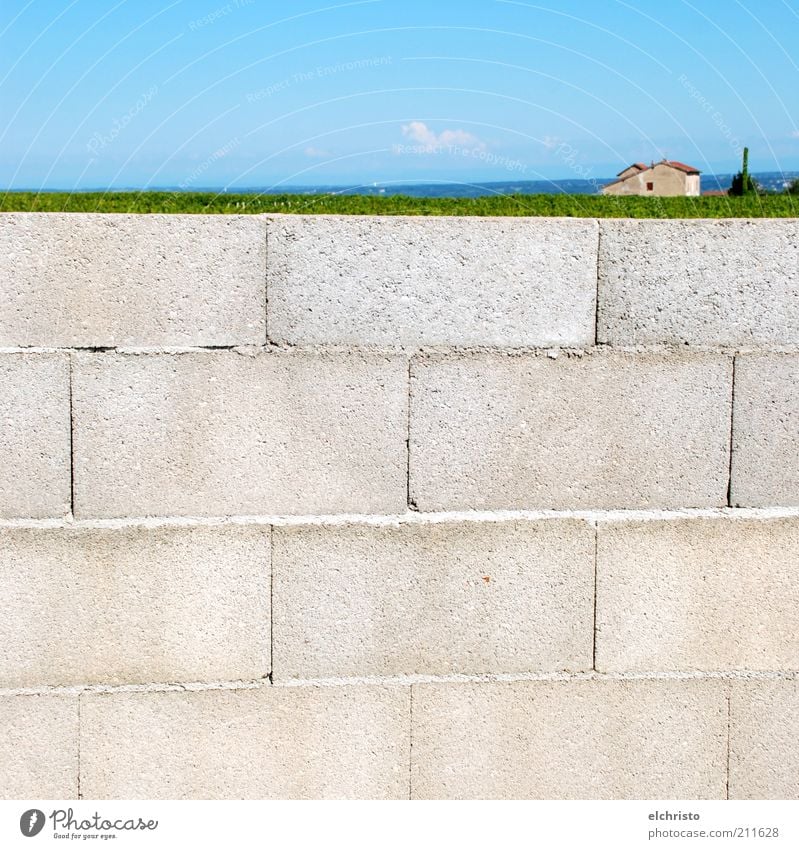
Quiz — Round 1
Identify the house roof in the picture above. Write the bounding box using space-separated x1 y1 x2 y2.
659 159 701 174
609 159 701 184
616 162 647 176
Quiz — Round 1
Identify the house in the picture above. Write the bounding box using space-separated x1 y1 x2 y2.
602 159 701 196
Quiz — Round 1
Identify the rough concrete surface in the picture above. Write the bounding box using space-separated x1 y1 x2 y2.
272 518 594 679
729 681 799 799
0 353 70 518
80 685 410 799
411 679 727 799
596 518 799 672
0 525 270 687
731 353 799 507
598 219 799 346
0 695 78 799
266 215 598 347
0 213 266 347
1 213 797 803
72 350 407 518
410 351 732 510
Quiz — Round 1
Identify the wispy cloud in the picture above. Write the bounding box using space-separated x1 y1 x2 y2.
542 135 562 150
304 146 331 158
400 121 486 151
791 130 799 139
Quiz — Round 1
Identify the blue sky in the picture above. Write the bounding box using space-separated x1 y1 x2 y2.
1 0 797 189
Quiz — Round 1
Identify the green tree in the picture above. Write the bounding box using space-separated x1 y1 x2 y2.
729 147 758 196
786 178 799 195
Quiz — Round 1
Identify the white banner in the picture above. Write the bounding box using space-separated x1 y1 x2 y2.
1 800 796 849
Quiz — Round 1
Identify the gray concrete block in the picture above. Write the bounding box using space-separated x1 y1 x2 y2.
596 518 799 673
411 679 726 799
80 685 410 799
598 219 799 346
0 525 270 687
0 353 70 518
72 350 407 518
730 681 799 799
266 215 598 347
0 695 78 799
0 213 266 347
273 519 594 679
410 351 731 510
731 353 799 507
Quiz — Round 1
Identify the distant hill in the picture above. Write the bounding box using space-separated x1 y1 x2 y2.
22 171 799 197
212 171 799 197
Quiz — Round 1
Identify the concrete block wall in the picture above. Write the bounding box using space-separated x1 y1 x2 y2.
1 212 798 800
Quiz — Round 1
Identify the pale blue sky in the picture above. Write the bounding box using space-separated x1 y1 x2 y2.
1 0 797 189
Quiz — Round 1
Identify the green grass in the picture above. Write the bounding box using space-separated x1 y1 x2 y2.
1 190 798 217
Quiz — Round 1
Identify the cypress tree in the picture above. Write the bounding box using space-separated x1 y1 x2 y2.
729 147 757 196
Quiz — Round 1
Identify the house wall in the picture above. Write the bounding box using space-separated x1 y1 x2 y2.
685 172 701 196
1 213 798 800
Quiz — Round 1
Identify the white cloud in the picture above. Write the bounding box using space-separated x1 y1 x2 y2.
542 135 562 150
792 130 799 139
401 121 437 145
400 121 486 151
304 146 330 158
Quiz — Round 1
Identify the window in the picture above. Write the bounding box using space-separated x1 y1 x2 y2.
646 181 654 191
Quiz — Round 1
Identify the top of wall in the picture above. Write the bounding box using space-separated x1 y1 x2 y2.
1 212 798 350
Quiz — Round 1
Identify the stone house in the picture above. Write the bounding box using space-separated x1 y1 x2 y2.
602 159 701 196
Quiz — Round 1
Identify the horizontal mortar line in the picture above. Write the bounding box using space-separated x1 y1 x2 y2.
0 678 268 697
3 343 799 357
275 669 799 687
0 345 270 356
3 669 798 698
4 505 799 530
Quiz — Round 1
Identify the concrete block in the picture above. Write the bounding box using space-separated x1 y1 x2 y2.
598 219 799 346
273 519 594 679
0 213 266 347
72 350 407 518
0 353 70 518
596 518 799 672
0 695 78 799
730 681 799 799
731 353 799 507
0 525 270 687
410 351 731 510
411 679 726 799
266 215 598 347
80 685 410 799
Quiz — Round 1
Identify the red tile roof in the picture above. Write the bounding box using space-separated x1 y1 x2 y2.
616 162 647 176
616 159 701 177
661 160 701 174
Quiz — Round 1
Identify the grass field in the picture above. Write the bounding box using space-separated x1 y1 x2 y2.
1 190 798 217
